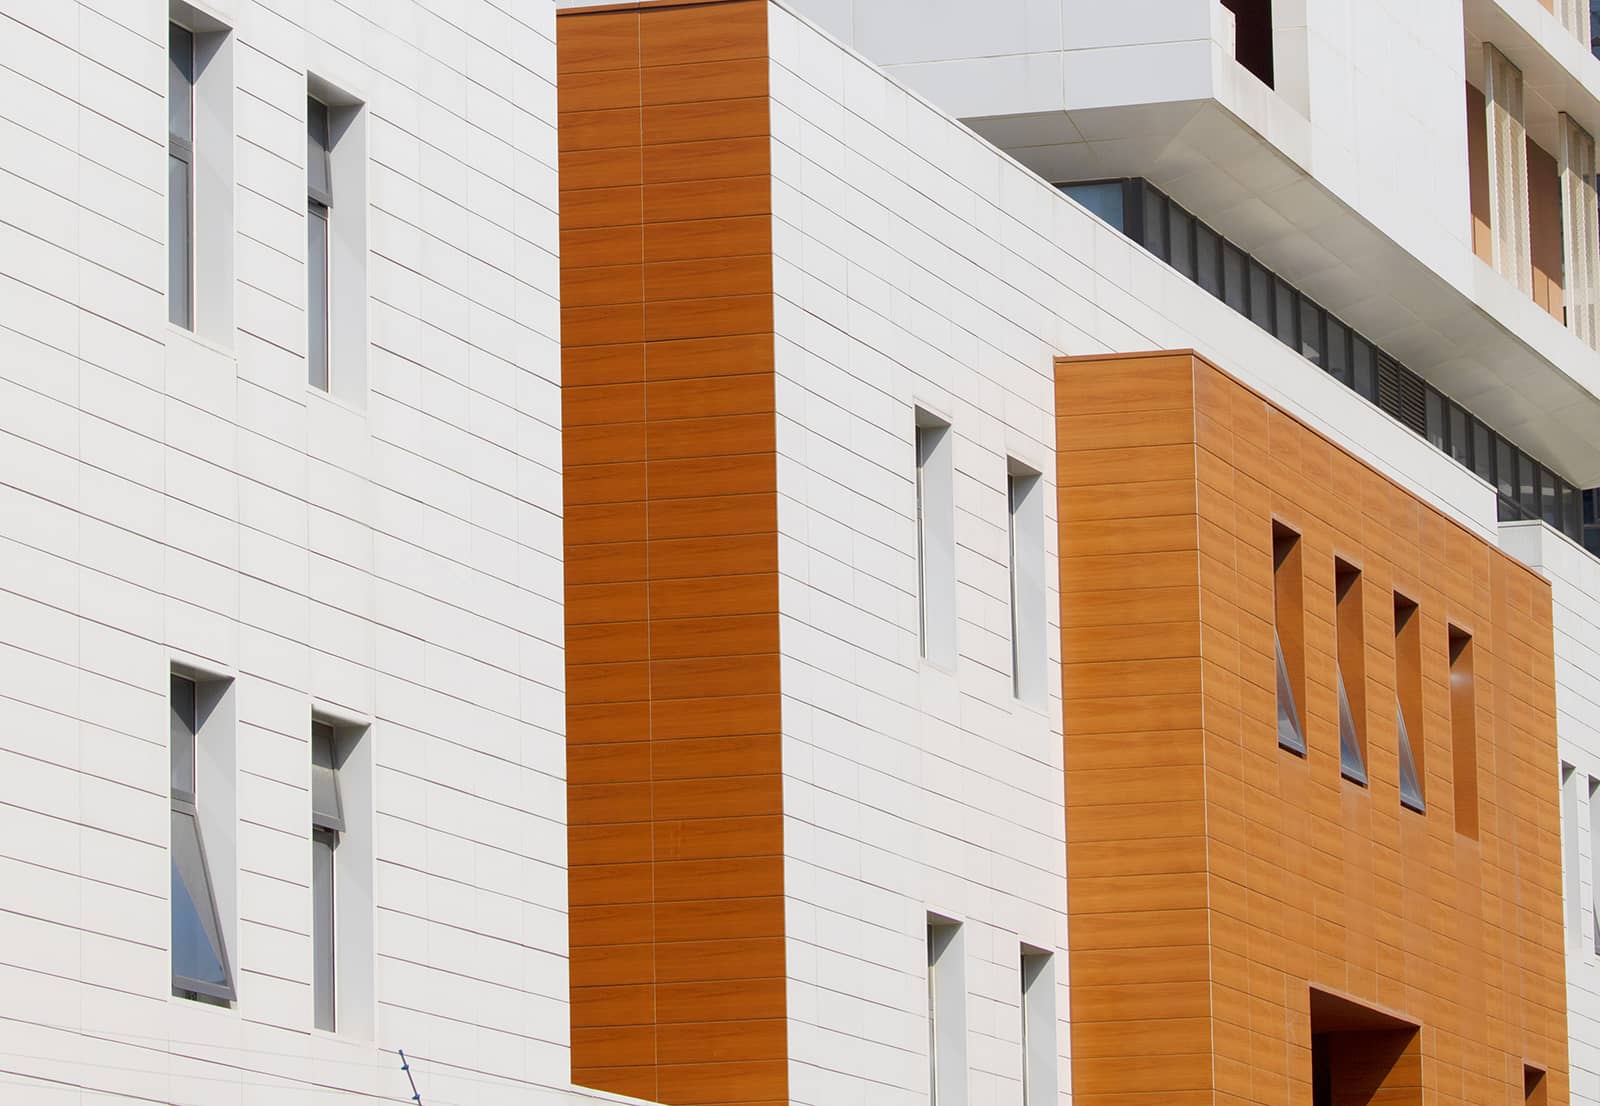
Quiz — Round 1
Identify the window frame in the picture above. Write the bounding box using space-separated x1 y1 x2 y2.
307 95 333 391
1019 947 1056 1105
1448 626 1480 839
1273 523 1308 757
1334 560 1368 787
1394 593 1426 814
311 720 344 1032
170 672 235 1004
168 22 195 330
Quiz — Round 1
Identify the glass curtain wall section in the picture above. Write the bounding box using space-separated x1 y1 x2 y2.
1059 178 1589 547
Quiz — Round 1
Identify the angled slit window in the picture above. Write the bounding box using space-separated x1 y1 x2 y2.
1335 560 1367 786
170 673 234 1003
1274 524 1307 756
1394 594 1425 813
1449 626 1479 839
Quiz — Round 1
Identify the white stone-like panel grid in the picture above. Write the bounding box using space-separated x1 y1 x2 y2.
0 1 627 1103
767 5 1514 1106
1501 520 1600 1106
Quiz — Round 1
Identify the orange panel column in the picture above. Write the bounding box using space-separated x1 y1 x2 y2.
558 3 787 1104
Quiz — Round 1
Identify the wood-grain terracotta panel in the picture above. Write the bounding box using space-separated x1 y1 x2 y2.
1058 350 1567 1105
560 11 783 1100
645 176 772 224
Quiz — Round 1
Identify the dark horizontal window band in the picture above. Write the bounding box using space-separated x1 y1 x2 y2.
1062 177 1598 554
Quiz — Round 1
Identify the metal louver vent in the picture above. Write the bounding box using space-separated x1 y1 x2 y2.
1398 367 1427 436
1374 353 1427 436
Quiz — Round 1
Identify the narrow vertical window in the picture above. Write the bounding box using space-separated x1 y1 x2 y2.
168 24 194 329
307 96 333 391
1448 626 1479 839
927 917 967 1106
1008 464 1044 703
1564 764 1582 951
1273 524 1307 756
915 413 955 668
1019 947 1056 1105
1589 778 1600 953
170 673 234 1003
311 721 344 1031
1334 560 1367 785
1394 594 1425 812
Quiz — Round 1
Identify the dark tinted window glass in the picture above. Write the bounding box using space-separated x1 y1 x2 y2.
1275 279 1297 347
1496 439 1515 499
1518 452 1537 513
1196 223 1222 297
1352 336 1376 400
1542 467 1561 526
1473 421 1493 483
1425 389 1446 451
1249 260 1273 331
1299 298 1322 365
1062 181 1124 230
1449 405 1469 466
1223 244 1247 312
1325 318 1349 385
1142 187 1167 259
1564 485 1582 536
1169 205 1193 278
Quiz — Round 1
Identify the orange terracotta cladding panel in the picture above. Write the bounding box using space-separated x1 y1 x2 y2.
558 3 786 1105
1058 351 1568 1106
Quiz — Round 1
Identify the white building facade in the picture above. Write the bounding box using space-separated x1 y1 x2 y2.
0 1 637 1103
4 0 1600 1104
770 1 1600 1101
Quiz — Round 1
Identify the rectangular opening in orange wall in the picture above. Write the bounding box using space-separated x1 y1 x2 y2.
1394 594 1425 813
1335 559 1367 786
1449 626 1479 839
1274 522 1307 756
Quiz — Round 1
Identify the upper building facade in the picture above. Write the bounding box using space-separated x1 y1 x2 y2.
0 0 1589 1104
555 1 1578 1104
0 1 636 1103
